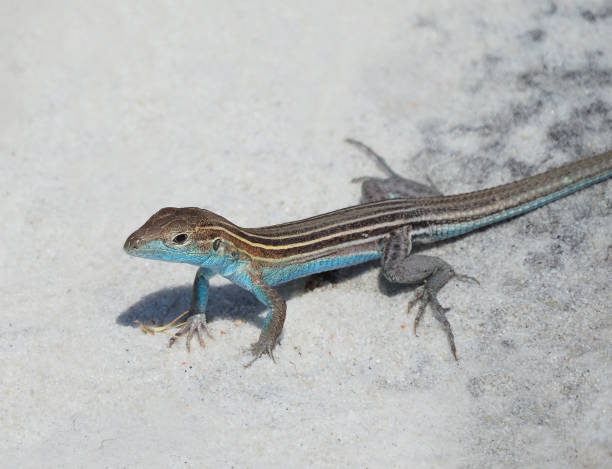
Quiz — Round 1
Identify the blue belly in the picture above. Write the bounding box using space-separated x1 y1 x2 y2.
261 252 381 286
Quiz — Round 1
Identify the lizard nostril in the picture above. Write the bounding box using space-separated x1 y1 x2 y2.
124 236 140 251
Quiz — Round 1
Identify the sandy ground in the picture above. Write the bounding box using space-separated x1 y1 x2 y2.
2 1 611 468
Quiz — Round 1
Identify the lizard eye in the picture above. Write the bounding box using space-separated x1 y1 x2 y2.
171 233 189 245
212 238 221 251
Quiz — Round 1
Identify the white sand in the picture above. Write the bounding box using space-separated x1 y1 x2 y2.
2 1 611 467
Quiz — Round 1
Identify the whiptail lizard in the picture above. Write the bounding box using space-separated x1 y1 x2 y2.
124 140 611 365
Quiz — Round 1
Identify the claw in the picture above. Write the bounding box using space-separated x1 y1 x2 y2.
455 273 480 285
406 286 459 360
244 340 276 367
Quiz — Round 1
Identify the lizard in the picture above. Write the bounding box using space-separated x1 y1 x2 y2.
123 140 612 365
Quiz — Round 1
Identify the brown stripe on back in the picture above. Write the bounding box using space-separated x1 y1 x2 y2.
244 198 420 236
230 208 421 245
216 222 414 259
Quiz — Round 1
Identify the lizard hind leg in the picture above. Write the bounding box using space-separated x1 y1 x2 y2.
381 228 475 360
346 138 443 202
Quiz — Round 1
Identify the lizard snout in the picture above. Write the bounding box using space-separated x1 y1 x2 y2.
123 233 142 252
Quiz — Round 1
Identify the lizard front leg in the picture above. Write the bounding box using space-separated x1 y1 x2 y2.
169 267 214 351
245 271 287 366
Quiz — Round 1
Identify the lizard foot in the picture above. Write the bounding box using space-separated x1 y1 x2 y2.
407 272 477 360
407 285 458 360
168 312 213 352
244 338 277 367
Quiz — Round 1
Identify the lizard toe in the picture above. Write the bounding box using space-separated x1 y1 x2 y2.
168 312 211 352
244 339 277 367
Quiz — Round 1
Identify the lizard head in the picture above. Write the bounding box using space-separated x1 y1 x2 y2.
124 207 231 266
